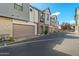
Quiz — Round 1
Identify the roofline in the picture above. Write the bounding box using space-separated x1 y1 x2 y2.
30 5 43 12
42 8 51 14
30 5 51 14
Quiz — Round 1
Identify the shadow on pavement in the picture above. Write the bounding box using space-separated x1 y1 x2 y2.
0 32 78 56
63 33 79 39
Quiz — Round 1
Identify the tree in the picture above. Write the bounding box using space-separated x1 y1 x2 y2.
61 22 71 31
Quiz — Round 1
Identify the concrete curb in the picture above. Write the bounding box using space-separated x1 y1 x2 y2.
0 32 57 48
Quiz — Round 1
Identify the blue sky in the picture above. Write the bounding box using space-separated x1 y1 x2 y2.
31 3 79 25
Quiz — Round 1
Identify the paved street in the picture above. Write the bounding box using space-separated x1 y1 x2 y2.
0 32 79 56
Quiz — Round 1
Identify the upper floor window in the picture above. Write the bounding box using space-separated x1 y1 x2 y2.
14 3 23 11
30 8 32 12
47 14 49 21
40 13 45 22
42 13 45 19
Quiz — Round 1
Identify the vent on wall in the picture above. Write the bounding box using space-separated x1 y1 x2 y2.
11 14 14 16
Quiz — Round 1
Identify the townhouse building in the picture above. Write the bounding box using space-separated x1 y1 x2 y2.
29 5 38 35
75 8 79 33
43 8 51 33
0 3 36 41
38 10 46 35
30 5 45 35
30 6 54 35
49 15 58 32
0 3 58 42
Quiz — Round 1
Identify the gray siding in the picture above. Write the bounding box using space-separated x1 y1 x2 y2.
0 3 29 21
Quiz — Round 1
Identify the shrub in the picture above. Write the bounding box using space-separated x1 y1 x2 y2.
44 30 48 35
8 37 14 42
0 38 2 42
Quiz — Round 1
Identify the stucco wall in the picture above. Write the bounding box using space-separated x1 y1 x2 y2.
0 17 13 37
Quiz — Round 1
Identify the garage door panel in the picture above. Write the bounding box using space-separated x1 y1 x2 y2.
13 24 35 38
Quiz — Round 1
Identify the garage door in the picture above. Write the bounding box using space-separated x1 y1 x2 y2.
13 24 35 38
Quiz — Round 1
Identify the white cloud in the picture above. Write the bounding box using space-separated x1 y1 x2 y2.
52 12 61 16
70 20 75 24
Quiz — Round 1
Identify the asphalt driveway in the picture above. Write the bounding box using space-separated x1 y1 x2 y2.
0 32 79 56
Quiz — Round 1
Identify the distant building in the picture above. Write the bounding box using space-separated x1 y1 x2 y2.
75 8 79 33
30 5 45 35
43 8 51 33
49 15 59 32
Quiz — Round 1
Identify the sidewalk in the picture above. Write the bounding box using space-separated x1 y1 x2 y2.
53 32 79 56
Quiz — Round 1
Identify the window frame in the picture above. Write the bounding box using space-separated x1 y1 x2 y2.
14 3 23 11
40 13 45 22
47 14 49 21
30 8 33 12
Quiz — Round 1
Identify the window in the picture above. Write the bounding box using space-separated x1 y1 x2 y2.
42 13 45 19
41 26 43 34
14 3 23 11
40 13 44 22
30 8 32 12
47 14 49 20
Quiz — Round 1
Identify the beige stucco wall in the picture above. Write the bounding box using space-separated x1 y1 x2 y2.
49 26 52 32
13 19 28 25
0 17 13 37
0 16 38 39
